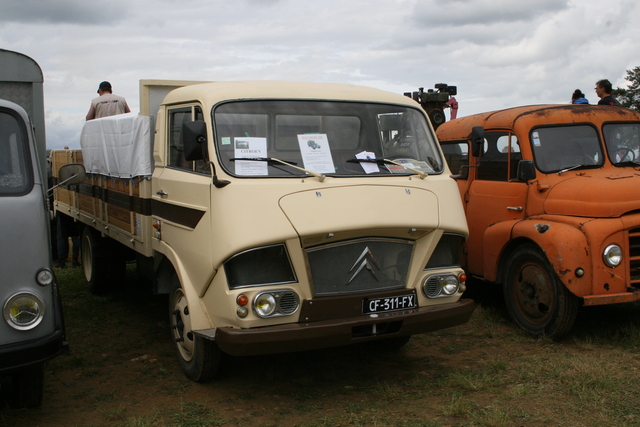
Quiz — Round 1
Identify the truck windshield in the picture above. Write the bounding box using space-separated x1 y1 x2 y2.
214 100 443 178
0 109 32 195
603 123 640 166
530 125 603 173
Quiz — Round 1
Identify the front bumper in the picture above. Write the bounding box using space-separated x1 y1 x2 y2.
583 288 640 306
202 298 474 356
0 329 69 374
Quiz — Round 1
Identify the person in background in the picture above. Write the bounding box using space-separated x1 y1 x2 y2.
595 79 621 106
86 81 131 120
57 214 80 268
571 89 589 104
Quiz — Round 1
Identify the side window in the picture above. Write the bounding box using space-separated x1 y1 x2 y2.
168 105 208 173
477 131 520 181
0 110 32 195
440 141 469 178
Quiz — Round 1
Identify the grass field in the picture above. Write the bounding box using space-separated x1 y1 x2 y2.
2 267 640 426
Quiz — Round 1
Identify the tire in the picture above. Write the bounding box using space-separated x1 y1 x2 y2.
11 364 45 408
81 226 126 294
504 245 580 339
170 285 221 382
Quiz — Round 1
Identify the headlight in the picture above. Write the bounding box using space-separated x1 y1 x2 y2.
254 293 277 317
603 244 622 267
252 290 300 318
224 244 296 289
441 275 459 295
425 234 465 269
3 292 45 330
423 273 460 298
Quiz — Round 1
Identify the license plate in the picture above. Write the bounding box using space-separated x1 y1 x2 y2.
362 294 416 314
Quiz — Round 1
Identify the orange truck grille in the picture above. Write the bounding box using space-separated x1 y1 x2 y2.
628 228 640 286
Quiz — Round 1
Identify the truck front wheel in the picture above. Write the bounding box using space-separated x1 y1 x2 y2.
504 245 580 339
170 286 221 382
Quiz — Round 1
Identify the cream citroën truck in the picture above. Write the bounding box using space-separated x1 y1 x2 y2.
53 80 473 381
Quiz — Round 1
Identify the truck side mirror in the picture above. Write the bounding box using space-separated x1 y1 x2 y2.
58 163 86 186
183 121 208 161
49 163 86 195
470 126 484 157
517 159 536 181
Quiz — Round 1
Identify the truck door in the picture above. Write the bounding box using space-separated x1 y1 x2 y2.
152 104 215 294
465 131 528 277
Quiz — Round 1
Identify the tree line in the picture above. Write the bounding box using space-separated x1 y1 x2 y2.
612 66 640 110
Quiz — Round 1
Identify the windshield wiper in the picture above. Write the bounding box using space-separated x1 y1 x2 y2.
230 157 326 182
557 164 584 175
347 158 428 179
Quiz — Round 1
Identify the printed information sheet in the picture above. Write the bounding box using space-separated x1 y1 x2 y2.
234 137 268 175
297 134 335 174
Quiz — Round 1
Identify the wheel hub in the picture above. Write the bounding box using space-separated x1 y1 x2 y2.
171 290 195 361
515 263 554 323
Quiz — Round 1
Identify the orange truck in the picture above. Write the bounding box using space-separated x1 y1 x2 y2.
436 105 640 338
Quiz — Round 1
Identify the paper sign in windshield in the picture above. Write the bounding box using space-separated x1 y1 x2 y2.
234 137 268 175
356 151 380 174
385 158 432 174
297 134 335 174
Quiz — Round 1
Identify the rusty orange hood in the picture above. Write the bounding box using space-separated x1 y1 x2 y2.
543 172 640 218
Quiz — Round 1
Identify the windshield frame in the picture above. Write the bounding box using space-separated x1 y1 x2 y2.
212 99 444 179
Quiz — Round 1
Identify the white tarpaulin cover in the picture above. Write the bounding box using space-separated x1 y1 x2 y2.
80 112 152 178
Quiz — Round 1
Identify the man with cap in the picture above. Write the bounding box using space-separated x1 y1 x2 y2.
86 81 131 120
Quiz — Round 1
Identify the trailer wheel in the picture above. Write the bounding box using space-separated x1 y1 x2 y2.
11 364 44 408
170 286 221 382
504 245 580 338
81 227 125 294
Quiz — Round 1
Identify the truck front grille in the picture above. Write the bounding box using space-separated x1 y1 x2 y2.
306 238 413 297
629 228 640 286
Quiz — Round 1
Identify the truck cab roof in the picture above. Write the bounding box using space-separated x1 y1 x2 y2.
161 81 421 110
437 104 640 141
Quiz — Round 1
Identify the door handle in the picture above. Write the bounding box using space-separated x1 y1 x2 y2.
507 206 523 211
156 190 168 197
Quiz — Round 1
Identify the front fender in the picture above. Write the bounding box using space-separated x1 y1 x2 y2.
482 220 520 283
155 242 214 330
511 219 591 296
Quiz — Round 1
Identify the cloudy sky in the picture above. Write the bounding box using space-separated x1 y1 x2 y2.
1 0 639 149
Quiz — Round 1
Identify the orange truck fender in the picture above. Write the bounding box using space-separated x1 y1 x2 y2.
508 219 592 297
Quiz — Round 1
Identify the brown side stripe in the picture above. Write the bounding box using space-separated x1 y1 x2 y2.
70 184 205 229
150 199 205 229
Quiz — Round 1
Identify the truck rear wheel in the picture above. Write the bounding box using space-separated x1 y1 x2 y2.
504 245 580 338
81 226 126 294
170 286 221 382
